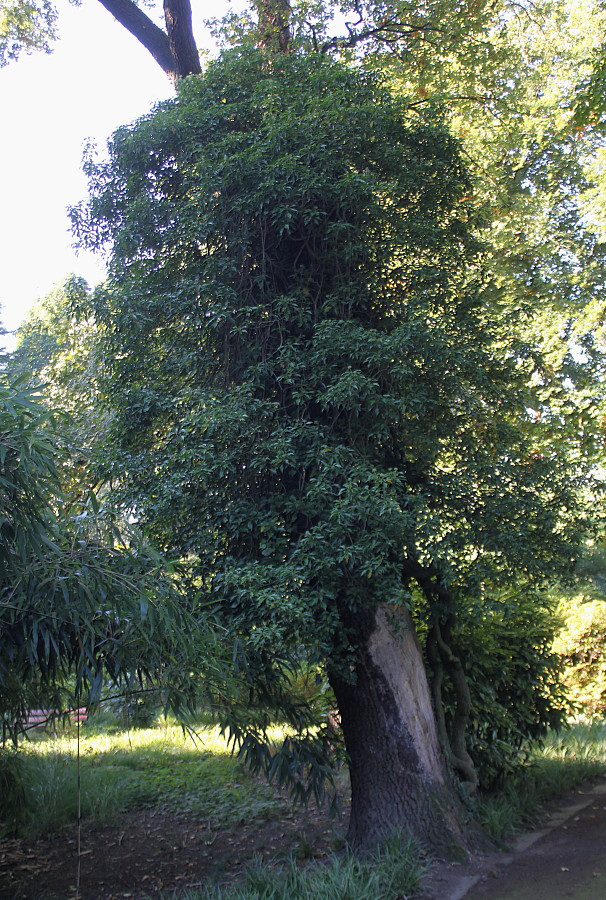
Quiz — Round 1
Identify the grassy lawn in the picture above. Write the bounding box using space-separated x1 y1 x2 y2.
5 717 286 837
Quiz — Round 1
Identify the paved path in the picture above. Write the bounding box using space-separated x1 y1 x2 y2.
420 781 606 900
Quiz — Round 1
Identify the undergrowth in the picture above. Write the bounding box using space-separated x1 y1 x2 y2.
170 832 423 900
476 719 606 842
2 717 606 898
0 720 283 838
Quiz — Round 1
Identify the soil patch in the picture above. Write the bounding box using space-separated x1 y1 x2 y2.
0 801 344 900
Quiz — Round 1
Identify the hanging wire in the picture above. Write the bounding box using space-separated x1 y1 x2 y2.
76 689 82 900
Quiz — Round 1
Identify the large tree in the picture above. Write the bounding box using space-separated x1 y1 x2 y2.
73 49 582 851
7 0 603 856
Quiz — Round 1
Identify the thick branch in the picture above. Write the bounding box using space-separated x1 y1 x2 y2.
403 555 452 605
96 0 201 83
96 0 175 77
406 556 478 791
432 619 478 791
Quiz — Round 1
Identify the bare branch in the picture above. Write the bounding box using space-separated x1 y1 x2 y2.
320 17 447 55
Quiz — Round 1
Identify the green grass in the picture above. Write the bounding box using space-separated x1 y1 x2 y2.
168 832 423 900
1 719 283 838
476 719 606 842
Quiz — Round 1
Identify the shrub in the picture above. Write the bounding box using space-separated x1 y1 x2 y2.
113 690 161 729
437 590 569 789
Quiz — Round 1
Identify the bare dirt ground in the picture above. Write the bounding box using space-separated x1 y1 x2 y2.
0 801 342 900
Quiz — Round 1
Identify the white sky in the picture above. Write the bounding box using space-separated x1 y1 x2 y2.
0 0 226 348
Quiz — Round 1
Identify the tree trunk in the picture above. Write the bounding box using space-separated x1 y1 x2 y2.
254 0 292 53
329 604 467 855
163 0 201 79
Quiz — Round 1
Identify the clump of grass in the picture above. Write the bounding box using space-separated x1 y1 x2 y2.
172 831 423 900
0 750 28 835
476 719 606 842
14 751 145 836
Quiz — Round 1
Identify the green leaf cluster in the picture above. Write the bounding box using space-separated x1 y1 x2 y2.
0 0 57 66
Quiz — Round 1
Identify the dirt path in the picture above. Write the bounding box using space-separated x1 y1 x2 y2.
421 780 606 900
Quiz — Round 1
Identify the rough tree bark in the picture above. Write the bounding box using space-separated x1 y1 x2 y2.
406 556 479 791
163 0 200 77
329 604 468 854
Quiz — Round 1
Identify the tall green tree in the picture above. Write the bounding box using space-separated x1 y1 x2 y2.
73 49 583 851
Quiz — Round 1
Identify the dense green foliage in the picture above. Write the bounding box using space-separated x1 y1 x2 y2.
70 48 586 793
2 0 606 874
475 719 606 841
437 592 569 788
575 20 606 129
554 582 606 716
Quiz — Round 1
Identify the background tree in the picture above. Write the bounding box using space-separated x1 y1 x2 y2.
73 48 584 851
0 0 56 66
7 276 111 497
